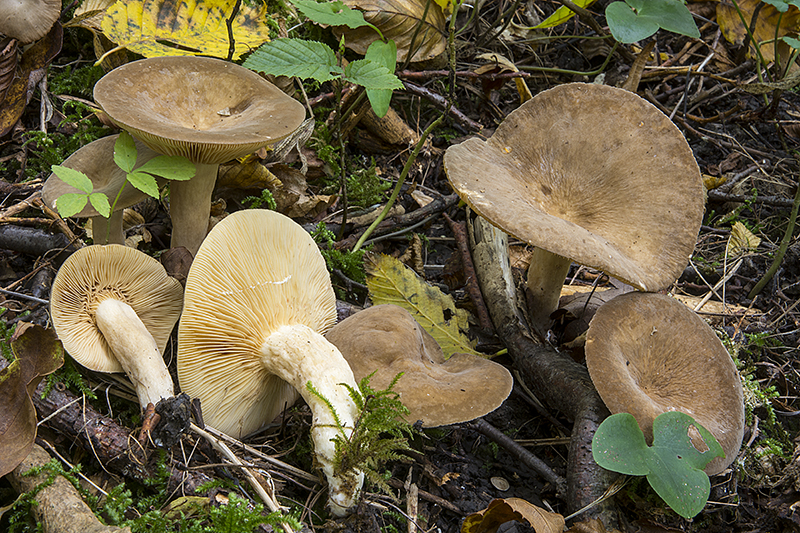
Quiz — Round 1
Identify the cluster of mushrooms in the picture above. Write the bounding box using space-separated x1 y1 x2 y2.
443 82 744 476
46 62 745 518
46 57 514 516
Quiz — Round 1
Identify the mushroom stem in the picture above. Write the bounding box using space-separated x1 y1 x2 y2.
260 323 364 516
95 299 175 409
526 248 572 337
169 163 218 256
90 212 125 245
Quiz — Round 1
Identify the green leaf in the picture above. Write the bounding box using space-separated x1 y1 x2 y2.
638 0 700 39
364 40 397 117
114 131 138 174
136 155 196 181
293 0 379 33
51 165 93 193
344 58 404 90
87 192 111 218
55 193 89 218
592 413 651 476
125 171 161 199
534 0 597 28
605 1 659 43
243 38 340 83
606 0 699 43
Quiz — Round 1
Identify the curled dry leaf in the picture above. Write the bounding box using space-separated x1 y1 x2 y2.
333 0 447 63
0 325 64 478
461 497 565 533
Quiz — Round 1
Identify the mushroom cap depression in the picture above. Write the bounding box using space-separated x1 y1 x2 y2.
584 291 744 476
443 82 704 292
325 304 514 427
50 244 184 373
177 209 338 438
93 56 306 165
42 134 160 218
0 0 60 42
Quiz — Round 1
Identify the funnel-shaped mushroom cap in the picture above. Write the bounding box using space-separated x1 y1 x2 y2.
50 244 184 373
42 135 160 218
177 209 338 438
93 56 306 165
585 292 744 476
443 83 704 292
0 0 60 42
325 304 513 427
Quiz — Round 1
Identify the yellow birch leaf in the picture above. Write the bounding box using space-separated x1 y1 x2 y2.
365 253 480 358
101 0 272 60
534 0 597 29
727 221 761 257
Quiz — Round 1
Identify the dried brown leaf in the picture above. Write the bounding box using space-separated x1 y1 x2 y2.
461 497 565 533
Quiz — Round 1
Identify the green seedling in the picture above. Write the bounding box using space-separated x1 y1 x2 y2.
242 0 402 117
50 131 195 219
592 411 724 519
605 0 700 43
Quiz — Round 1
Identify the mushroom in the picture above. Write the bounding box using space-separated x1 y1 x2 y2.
50 244 184 409
43 134 162 245
325 304 514 427
93 56 306 256
0 0 60 43
584 291 744 476
443 83 705 335
176 209 363 516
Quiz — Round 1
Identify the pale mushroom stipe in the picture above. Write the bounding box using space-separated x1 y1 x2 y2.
50 245 184 410
443 83 705 336
93 56 306 256
177 209 364 516
585 292 745 476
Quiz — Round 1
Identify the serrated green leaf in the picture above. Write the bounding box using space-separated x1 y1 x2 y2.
534 0 597 28
51 165 93 193
344 58 403 90
88 192 111 218
114 131 137 173
365 253 480 358
592 413 651 476
55 193 90 218
125 171 161 199
293 0 379 34
243 38 340 83
364 39 397 117
136 155 196 181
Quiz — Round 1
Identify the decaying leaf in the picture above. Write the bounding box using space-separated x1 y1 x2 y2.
365 253 480 357
461 497 565 533
702 174 727 190
0 38 17 105
334 0 447 63
0 325 64 478
71 0 116 32
717 0 800 69
727 221 761 257
474 52 532 103
102 0 272 59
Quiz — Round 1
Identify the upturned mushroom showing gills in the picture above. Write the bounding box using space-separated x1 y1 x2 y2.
585 292 744 476
326 304 514 427
50 245 184 409
42 134 161 245
177 209 363 516
93 56 306 256
443 83 704 336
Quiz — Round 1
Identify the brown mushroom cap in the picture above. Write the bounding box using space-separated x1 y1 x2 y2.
93 56 306 165
42 134 160 219
50 244 184 374
177 209 338 438
584 292 744 476
443 83 704 292
325 304 514 427
0 0 60 42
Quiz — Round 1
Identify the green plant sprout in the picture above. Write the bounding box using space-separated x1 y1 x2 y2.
306 372 415 498
605 0 700 43
243 188 277 210
50 131 195 220
312 222 367 285
242 0 403 117
592 411 724 519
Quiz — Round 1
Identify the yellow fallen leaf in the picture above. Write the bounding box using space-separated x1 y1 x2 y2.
365 253 480 358
102 0 272 59
461 497 565 533
534 0 597 29
727 221 761 257
717 0 800 70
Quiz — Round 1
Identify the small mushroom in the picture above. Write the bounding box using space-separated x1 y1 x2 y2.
42 134 161 245
176 209 363 516
93 56 306 256
50 244 184 409
0 0 60 42
325 304 514 427
443 83 704 335
584 291 744 476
